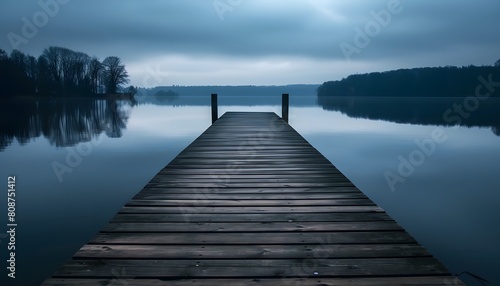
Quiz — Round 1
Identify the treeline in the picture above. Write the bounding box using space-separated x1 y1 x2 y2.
318 62 500 97
0 46 133 97
134 85 319 106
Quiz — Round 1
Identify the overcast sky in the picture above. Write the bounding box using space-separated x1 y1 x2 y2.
1 0 499 87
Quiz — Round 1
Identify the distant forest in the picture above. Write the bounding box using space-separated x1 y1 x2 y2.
135 85 319 106
0 46 134 97
318 61 500 97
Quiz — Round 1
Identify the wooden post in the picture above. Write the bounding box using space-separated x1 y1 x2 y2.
282 93 289 123
211 93 218 124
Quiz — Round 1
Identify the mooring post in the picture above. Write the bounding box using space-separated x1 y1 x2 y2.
282 93 289 123
211 93 218 124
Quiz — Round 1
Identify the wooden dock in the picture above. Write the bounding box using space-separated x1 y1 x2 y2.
43 112 464 285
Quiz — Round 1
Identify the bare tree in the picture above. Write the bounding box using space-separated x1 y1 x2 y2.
64 51 90 93
41 46 95 94
10 50 27 74
42 47 63 93
102 56 129 94
25 55 38 81
0 49 7 60
3 46 129 96
37 55 51 95
88 57 104 94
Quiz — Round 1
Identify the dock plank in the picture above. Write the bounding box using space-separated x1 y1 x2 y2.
51 258 449 278
100 221 403 232
74 244 430 259
90 231 416 245
42 277 466 286
110 212 393 223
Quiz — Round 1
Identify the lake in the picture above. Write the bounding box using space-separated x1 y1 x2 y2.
0 93 499 285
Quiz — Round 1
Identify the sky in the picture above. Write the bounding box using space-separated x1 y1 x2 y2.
1 0 499 87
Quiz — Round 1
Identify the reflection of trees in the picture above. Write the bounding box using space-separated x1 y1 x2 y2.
493 126 500 136
104 99 128 138
317 96 500 136
0 99 40 150
0 98 133 151
154 90 179 103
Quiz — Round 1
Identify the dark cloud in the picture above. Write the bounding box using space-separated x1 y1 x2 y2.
1 0 499 86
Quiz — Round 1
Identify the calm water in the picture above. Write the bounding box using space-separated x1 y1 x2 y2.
0 95 499 285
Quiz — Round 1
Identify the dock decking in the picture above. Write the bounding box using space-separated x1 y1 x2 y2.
43 112 464 285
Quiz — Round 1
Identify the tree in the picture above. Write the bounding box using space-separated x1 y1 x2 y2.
25 55 38 81
125 85 137 96
1 46 129 96
41 46 96 95
8 49 36 94
42 46 63 93
37 55 51 95
10 50 27 73
63 50 91 94
88 57 104 94
495 59 500 67
0 49 10 96
0 49 7 60
102 56 129 94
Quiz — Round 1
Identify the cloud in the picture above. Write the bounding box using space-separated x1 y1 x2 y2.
1 0 499 86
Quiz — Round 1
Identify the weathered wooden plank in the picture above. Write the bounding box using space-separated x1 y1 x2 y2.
139 187 361 194
177 150 324 154
177 153 327 159
150 174 347 179
51 258 449 278
160 169 342 174
42 277 465 286
119 205 384 214
180 146 320 151
126 199 376 207
160 168 341 174
132 193 368 200
101 221 402 233
74 244 429 259
147 179 354 185
149 176 350 182
170 159 332 164
90 231 415 245
110 212 393 223
144 182 356 188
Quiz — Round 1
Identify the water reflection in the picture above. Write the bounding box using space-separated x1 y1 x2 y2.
0 98 498 285
3 95 500 152
0 98 134 151
318 96 500 136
